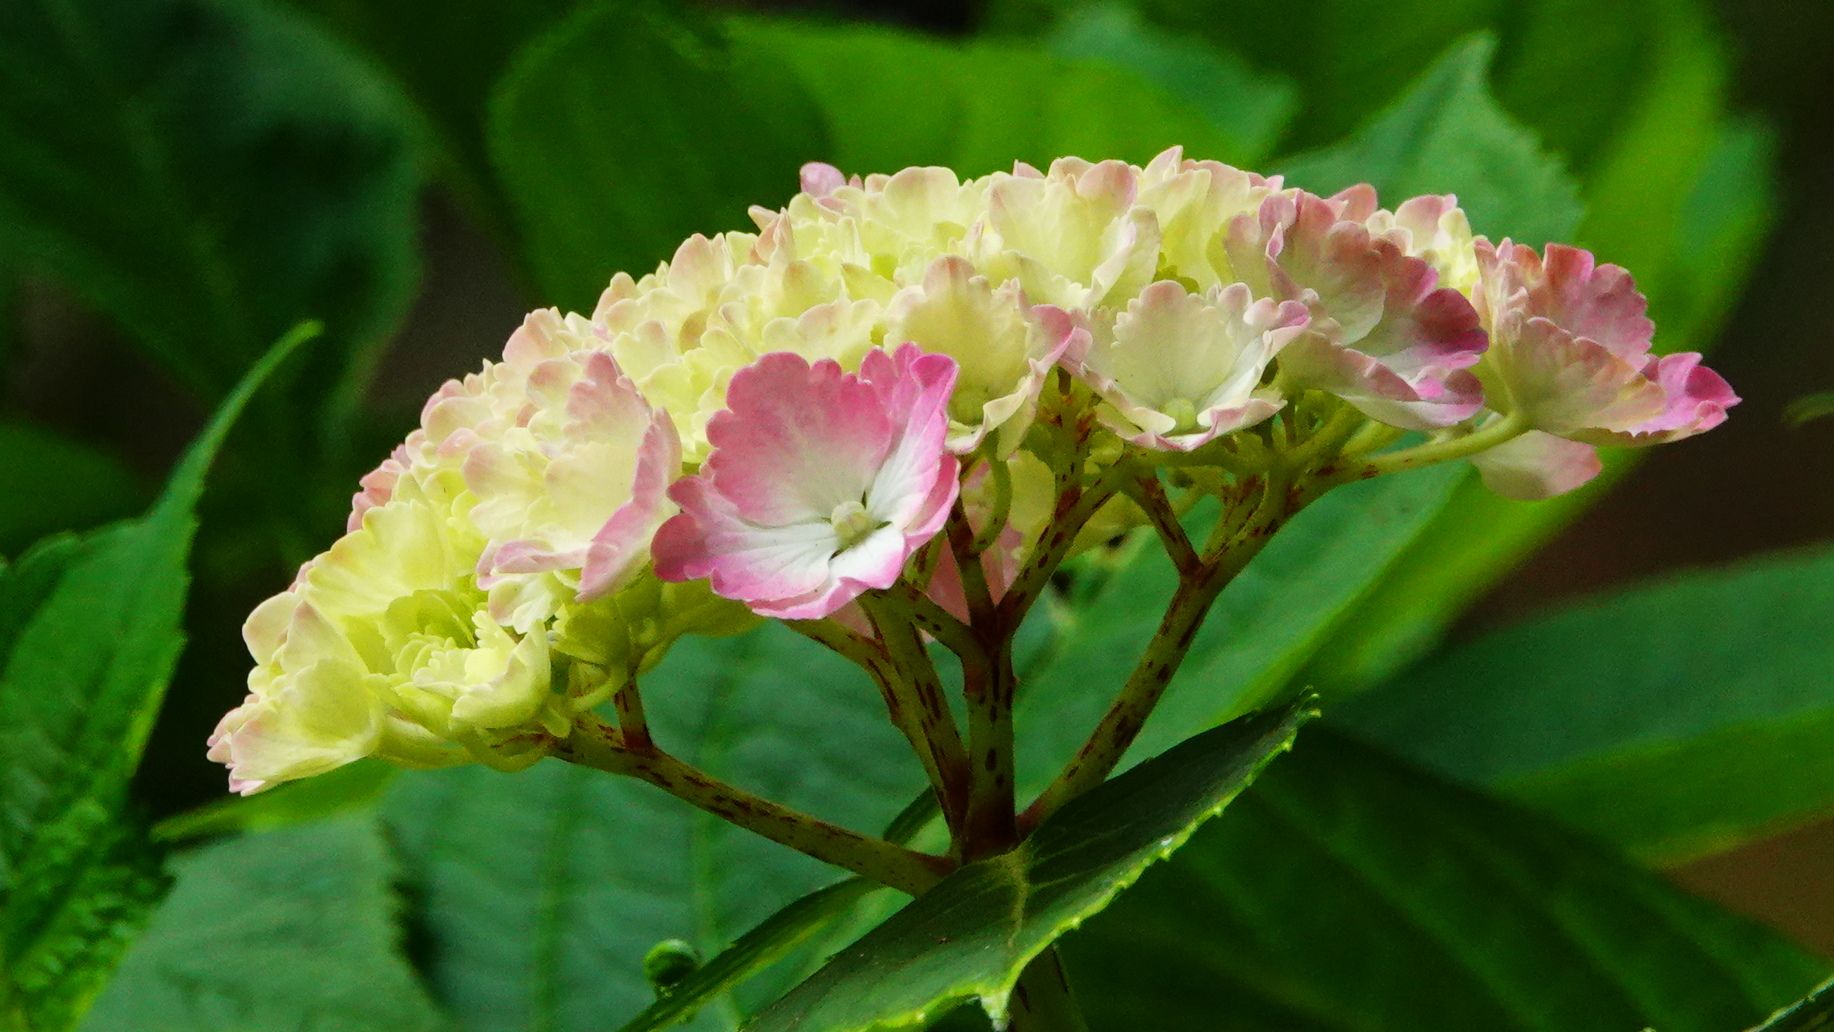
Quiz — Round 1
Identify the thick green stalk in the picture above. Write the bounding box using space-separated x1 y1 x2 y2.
959 645 1019 859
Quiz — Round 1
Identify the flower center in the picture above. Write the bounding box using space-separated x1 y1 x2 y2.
829 499 883 551
1162 397 1200 431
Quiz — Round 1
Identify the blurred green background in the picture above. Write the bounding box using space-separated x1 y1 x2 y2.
2 0 1831 1019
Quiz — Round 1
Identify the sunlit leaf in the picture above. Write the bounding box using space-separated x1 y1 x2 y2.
0 326 312 1029
749 701 1313 1031
80 818 444 1032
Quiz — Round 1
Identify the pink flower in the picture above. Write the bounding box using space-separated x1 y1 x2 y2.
1475 240 1737 445
1231 190 1488 429
652 345 961 620
464 349 681 617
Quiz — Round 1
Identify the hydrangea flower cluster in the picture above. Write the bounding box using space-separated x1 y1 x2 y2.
210 150 1732 882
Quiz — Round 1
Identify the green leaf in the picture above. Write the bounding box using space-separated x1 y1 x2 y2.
0 325 313 1028
1016 467 1464 797
80 817 445 1032
0 424 142 559
981 0 1700 175
1278 36 1582 246
0 0 421 401
731 16 1254 177
1061 730 1826 1031
150 759 398 844
286 0 572 210
488 3 826 310
386 623 923 1032
748 700 1314 1031
617 879 885 1032
1787 392 1834 428
1043 4 1298 165
1758 974 1834 1031
1337 544 1834 862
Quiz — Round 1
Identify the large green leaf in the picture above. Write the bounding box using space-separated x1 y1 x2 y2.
0 424 142 559
1042 4 1298 166
150 759 398 844
1061 731 1827 1031
0 0 420 403
80 818 444 1032
1015 466 1464 796
487 3 826 310
748 700 1314 1031
617 878 885 1032
1758 975 1834 1031
1336 545 1834 863
731 16 1253 177
0 327 312 1029
288 0 571 212
1278 36 1582 247
386 623 924 1032
981 0 1710 174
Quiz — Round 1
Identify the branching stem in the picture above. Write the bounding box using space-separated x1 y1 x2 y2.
1019 468 1298 831
557 719 950 895
860 595 972 836
1334 412 1530 481
612 678 651 753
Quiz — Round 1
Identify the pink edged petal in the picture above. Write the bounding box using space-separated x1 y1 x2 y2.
884 258 1068 455
1476 238 1734 445
651 481 719 583
704 352 894 525
800 161 847 198
1329 183 1381 223
578 400 683 599
1470 430 1603 499
654 346 962 620
1534 244 1654 360
476 539 589 585
861 344 962 525
1073 281 1306 449
207 658 386 794
1488 318 1667 437
1580 352 1741 446
348 442 410 532
461 348 680 602
1246 191 1488 428
1278 331 1485 430
924 522 1021 622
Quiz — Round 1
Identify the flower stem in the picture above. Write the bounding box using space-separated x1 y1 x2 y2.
1019 471 1294 830
969 452 1014 555
1121 469 1199 578
556 718 951 895
1334 412 1530 480
860 595 972 837
944 506 999 625
612 678 651 753
959 645 1019 859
